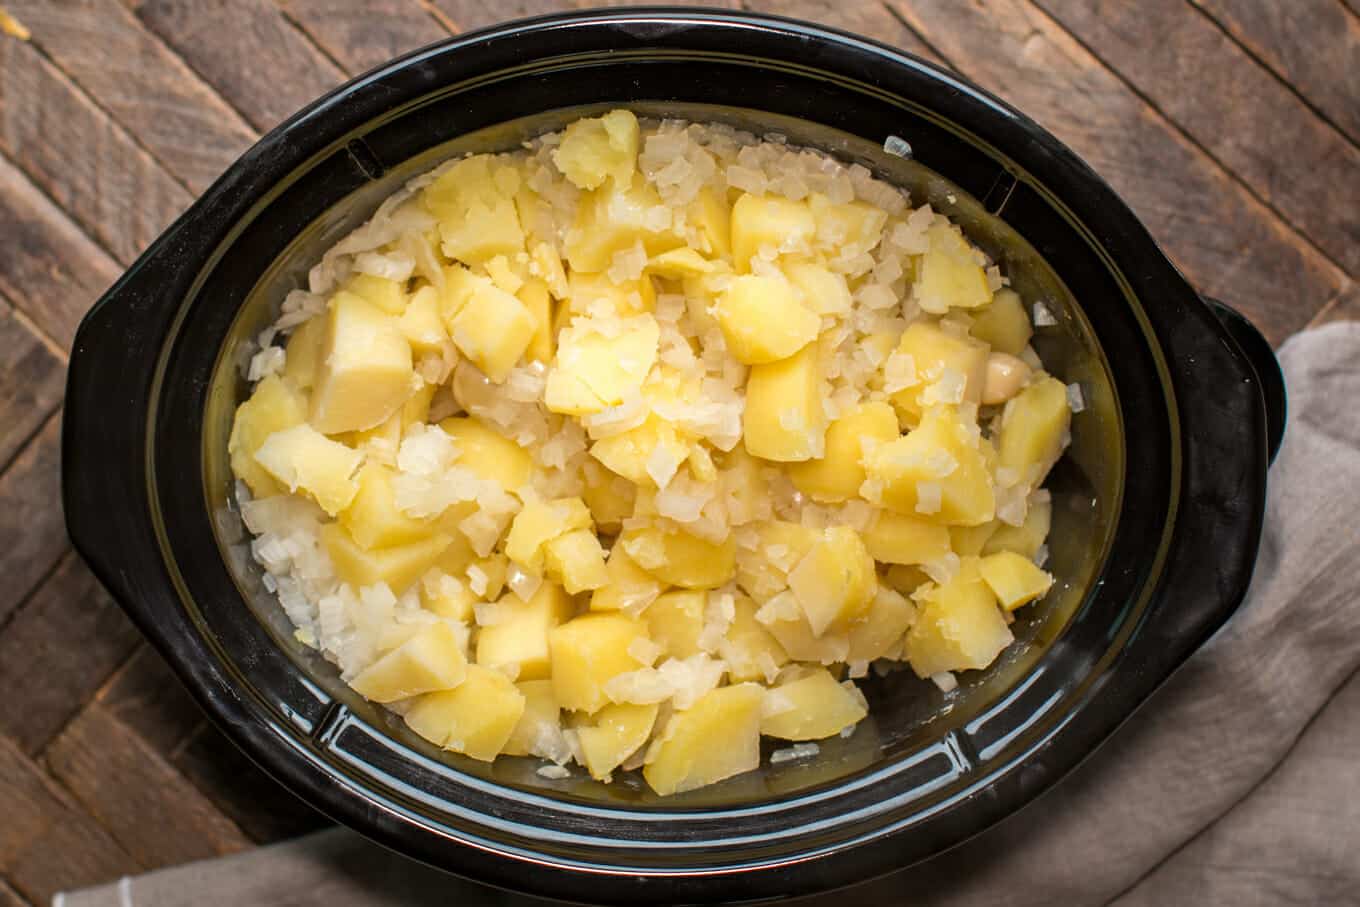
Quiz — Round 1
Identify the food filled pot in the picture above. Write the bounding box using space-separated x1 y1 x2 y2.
62 9 1285 904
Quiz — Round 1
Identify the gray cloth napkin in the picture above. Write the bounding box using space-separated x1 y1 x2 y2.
58 323 1360 907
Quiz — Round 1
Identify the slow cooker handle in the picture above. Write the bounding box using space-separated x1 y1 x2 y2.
1203 297 1286 465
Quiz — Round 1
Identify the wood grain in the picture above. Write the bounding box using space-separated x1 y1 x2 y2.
1308 284 1360 329
744 0 942 64
0 416 69 629
0 879 32 907
44 704 254 867
134 0 348 133
0 734 139 905
0 35 192 266
433 0 737 34
888 0 1345 343
0 156 120 350
4 0 257 194
1191 0 1360 145
1036 0 1360 277
282 0 448 75
0 299 65 470
98 644 208 757
0 555 141 755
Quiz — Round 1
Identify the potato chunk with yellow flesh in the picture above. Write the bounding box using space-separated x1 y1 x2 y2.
904 560 1013 677
864 406 995 526
978 551 1054 611
439 416 534 493
424 155 526 264
590 415 689 487
743 342 826 462
320 523 452 596
756 594 851 665
643 683 764 796
475 582 573 681
983 493 1051 559
787 401 898 502
715 274 820 364
311 291 414 434
784 261 852 317
645 590 706 659
589 547 666 612
718 594 789 683
229 375 308 499
619 524 736 590
734 520 819 602
730 193 816 272
786 526 877 636
516 279 555 364
351 622 467 703
253 424 362 515
552 109 639 191
997 376 1071 489
810 194 887 259
545 314 660 415
420 572 477 621
888 321 989 420
549 614 651 714
914 222 992 314
577 702 658 781
566 270 655 318
543 528 610 594
862 511 952 566
283 318 325 389
398 285 448 357
504 497 592 572
564 181 682 273
343 273 407 315
444 278 535 382
404 664 526 761
502 679 561 758
340 462 436 550
969 288 1032 356
761 669 866 741
688 186 731 258
848 586 917 662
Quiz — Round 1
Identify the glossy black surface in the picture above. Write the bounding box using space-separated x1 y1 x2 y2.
63 9 1282 904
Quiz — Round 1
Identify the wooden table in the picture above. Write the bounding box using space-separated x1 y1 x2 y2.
0 0 1354 902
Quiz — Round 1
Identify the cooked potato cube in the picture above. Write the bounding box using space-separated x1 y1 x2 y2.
344 272 407 315
582 461 637 534
619 524 736 590
787 401 898 502
543 528 610 594
743 342 826 462
552 109 640 191
950 521 999 557
647 247 715 279
862 510 952 566
983 493 1052 559
888 320 989 420
715 274 820 365
564 181 682 273
730 193 816 272
847 586 917 662
545 314 660 415
864 406 995 526
504 497 592 572
283 318 325 390
425 156 527 265
761 668 867 740
404 664 526 761
548 614 650 713
643 683 764 796
311 291 414 434
882 564 931 598
786 526 877 636
475 582 574 681
734 520 819 603
784 261 852 317
645 590 706 659
969 288 1032 356
904 560 1013 677
530 241 569 299
516 279 555 364
253 423 362 515
566 270 656 318
590 415 689 487
445 279 536 382
502 679 561 758
439 416 534 493
339 463 438 550
577 702 658 781
420 572 477 621
997 376 1071 489
320 523 452 595
351 622 467 703
719 593 789 682
589 547 666 612
398 285 448 357
978 551 1054 611
688 186 731 258
810 194 887 260
914 222 992 313
228 375 308 499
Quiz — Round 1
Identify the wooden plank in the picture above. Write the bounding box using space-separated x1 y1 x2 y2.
1191 0 1360 145
0 299 65 469
887 0 1345 344
0 879 33 907
282 0 448 75
0 35 193 266
171 722 330 844
5 0 257 194
1036 0 1360 277
44 703 253 869
133 0 348 133
433 0 737 34
0 156 120 351
0 734 140 906
0 416 69 629
0 554 142 755
1308 284 1360 329
98 644 208 757
744 0 942 64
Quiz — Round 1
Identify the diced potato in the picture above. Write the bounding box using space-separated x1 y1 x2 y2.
730 193 816 272
475 582 574 681
398 285 448 356
577 702 658 781
351 622 467 702
444 278 535 382
983 493 1051 559
228 375 308 498
545 314 660 415
404 664 526 761
548 614 650 713
344 273 407 315
734 520 819 602
743 342 826 462
339 462 437 549
904 559 1013 677
978 551 1053 611
888 321 989 420
439 416 534 493
552 109 639 190
582 461 637 534
847 586 917 662
883 564 931 598
504 497 592 572
864 406 995 526
784 261 852 316
755 592 851 665
950 521 999 557
809 194 888 259
914 222 992 314
718 446 771 527
590 415 689 487
502 679 560 757
425 156 526 264
787 401 898 502
715 274 820 365
311 291 414 434
564 181 683 273
761 668 867 740
253 423 362 515
517 279 555 363
401 382 436 429
320 523 452 595
530 241 569 299
543 528 610 594
997 376 1071 489
283 318 325 389
589 547 666 612
619 524 736 590
862 510 952 566
969 288 1032 356
688 186 731 258
718 594 788 682
645 590 706 659
566 270 655 318
469 553 509 601
420 572 477 621
786 526 877 636
643 683 763 796
647 247 715 279
436 535 479 582
485 254 525 295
